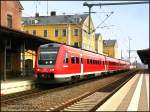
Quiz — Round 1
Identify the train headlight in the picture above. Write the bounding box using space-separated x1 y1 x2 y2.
45 61 48 64
37 68 40 71
50 69 54 71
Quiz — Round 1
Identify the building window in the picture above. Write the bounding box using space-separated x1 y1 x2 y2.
6 53 11 70
44 30 48 37
32 20 35 24
7 14 12 28
74 29 78 36
32 30 36 35
62 29 66 37
26 30 29 33
74 42 78 48
55 29 58 37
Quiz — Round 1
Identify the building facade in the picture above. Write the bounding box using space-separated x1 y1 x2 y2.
0 1 24 80
21 12 96 52
95 33 103 54
0 1 23 30
103 40 118 58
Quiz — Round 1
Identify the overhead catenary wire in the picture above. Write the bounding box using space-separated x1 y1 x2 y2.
91 11 114 33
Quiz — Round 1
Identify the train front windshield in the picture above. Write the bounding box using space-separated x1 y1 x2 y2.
38 44 60 68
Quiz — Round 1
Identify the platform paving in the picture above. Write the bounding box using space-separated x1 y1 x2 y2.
96 73 149 111
1 76 36 95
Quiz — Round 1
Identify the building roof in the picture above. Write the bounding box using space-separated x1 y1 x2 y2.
22 14 88 25
95 33 102 38
103 40 117 47
95 33 100 38
18 1 24 10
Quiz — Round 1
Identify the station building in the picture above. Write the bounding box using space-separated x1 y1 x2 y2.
0 1 23 30
0 1 23 80
0 1 52 81
21 12 96 52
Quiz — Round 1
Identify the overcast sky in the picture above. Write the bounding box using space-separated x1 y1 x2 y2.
20 1 149 63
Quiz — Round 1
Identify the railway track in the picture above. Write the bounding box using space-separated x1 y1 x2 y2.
1 70 129 104
1 70 139 111
52 70 139 111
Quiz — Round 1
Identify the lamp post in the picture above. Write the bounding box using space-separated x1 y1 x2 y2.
121 49 123 59
128 37 132 63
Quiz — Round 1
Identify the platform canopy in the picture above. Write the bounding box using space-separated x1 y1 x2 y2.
0 26 61 81
137 48 150 65
137 48 150 72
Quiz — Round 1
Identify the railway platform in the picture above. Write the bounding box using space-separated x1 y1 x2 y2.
96 72 149 111
1 76 36 95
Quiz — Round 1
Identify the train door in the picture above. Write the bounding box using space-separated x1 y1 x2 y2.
80 53 83 75
63 52 69 74
104 56 107 72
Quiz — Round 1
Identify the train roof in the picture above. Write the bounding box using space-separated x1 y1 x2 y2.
40 43 129 63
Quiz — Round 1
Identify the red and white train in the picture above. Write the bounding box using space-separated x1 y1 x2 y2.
34 43 130 84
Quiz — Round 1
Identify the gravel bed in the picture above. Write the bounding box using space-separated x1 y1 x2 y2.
1 73 128 111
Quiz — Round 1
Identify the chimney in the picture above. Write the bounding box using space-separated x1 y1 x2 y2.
51 11 56 16
35 12 39 17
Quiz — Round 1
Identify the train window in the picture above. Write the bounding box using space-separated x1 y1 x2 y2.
71 57 75 64
76 57 79 64
81 58 83 64
90 59 93 64
64 53 68 64
109 61 111 65
106 61 108 65
87 59 89 64
93 60 95 64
